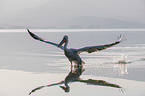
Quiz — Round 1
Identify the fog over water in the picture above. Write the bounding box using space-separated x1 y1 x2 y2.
1 0 145 28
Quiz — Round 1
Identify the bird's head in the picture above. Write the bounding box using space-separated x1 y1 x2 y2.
57 35 68 47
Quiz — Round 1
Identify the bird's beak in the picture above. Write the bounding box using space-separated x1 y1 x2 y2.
57 38 67 48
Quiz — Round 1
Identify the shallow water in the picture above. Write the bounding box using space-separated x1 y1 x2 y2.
0 29 145 96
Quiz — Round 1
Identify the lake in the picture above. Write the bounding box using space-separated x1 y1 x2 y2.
0 29 145 96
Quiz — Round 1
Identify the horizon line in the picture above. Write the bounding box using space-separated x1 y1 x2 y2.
0 28 145 32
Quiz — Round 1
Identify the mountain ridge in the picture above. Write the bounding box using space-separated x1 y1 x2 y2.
0 16 145 29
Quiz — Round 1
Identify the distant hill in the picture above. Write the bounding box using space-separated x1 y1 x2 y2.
0 24 29 29
57 16 145 28
0 16 145 29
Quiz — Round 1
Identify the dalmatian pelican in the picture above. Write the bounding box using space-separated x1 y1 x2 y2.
27 29 125 66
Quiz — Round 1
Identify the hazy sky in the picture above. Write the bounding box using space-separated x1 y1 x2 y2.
0 0 145 27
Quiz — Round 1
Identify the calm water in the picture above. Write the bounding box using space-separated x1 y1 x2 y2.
0 29 145 96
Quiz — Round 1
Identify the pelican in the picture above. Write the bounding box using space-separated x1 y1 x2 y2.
27 29 125 66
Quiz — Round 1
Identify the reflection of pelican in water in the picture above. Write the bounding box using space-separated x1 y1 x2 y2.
29 65 122 95
59 65 85 92
27 29 125 65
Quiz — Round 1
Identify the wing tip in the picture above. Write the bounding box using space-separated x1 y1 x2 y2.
27 28 31 33
27 29 34 37
27 29 35 37
27 29 33 35
26 29 43 41
117 34 127 42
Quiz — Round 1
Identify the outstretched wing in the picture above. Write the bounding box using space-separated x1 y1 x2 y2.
76 35 126 54
78 79 122 88
29 81 64 95
27 29 64 50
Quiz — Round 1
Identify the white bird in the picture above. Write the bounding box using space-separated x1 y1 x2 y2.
27 29 125 66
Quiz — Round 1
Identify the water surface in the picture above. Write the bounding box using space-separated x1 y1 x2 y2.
0 29 145 96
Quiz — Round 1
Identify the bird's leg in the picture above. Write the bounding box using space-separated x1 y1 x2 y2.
69 59 73 67
70 63 73 72
71 61 73 68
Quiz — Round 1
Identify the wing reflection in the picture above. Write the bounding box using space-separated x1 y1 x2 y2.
29 65 122 95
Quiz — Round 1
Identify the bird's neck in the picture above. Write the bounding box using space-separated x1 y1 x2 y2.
64 41 68 51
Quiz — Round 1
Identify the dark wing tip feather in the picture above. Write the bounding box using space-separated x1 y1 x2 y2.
27 29 44 41
76 34 126 54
